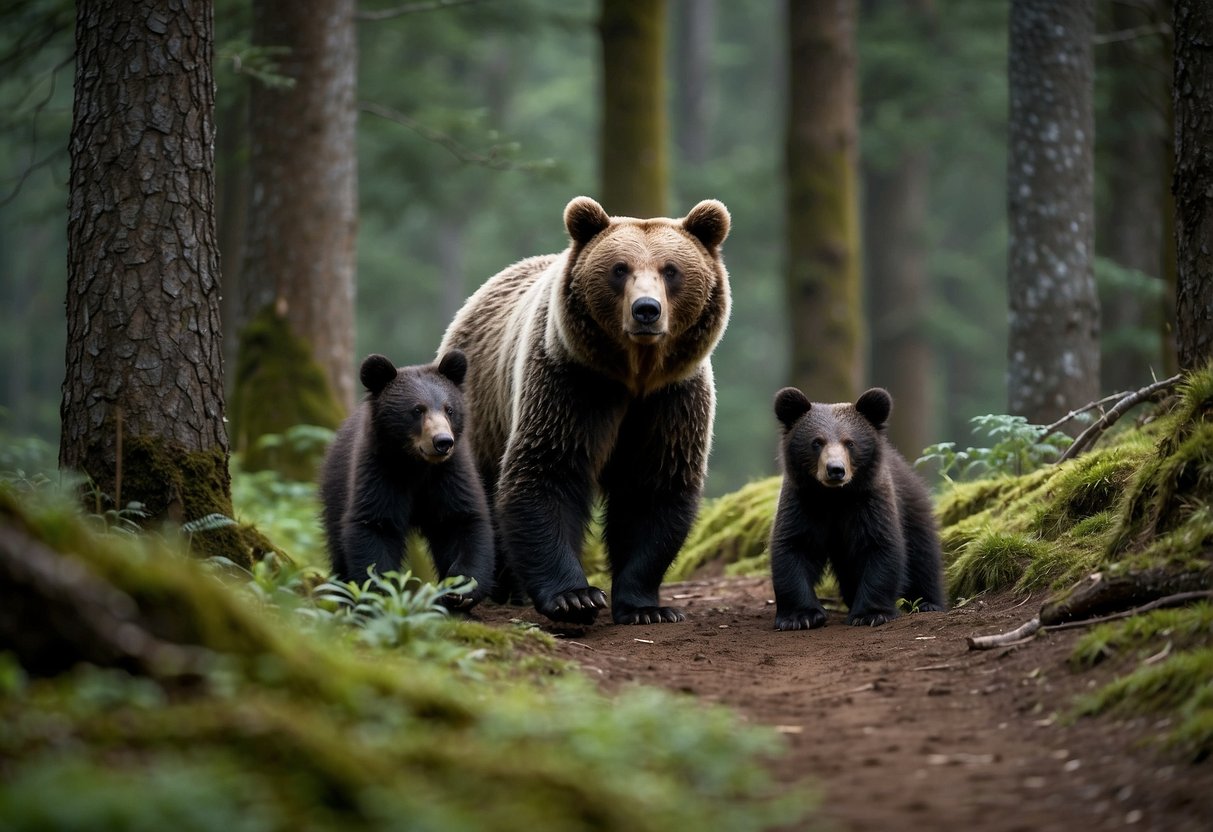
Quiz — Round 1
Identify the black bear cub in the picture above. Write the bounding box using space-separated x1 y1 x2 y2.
319 351 494 608
769 386 945 630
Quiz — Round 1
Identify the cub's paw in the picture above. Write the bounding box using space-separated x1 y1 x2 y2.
775 607 827 631
537 587 608 624
847 610 896 627
914 602 946 613
613 605 686 625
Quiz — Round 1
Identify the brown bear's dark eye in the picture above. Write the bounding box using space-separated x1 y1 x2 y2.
662 264 678 281
810 438 824 451
843 439 856 450
611 262 628 280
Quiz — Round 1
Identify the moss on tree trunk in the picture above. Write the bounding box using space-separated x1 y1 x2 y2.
230 306 345 481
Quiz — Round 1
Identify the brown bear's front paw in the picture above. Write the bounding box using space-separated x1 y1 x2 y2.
775 607 827 631
537 587 607 624
847 610 896 627
613 605 685 625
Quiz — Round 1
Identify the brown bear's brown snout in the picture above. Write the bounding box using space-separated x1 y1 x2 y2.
631 296 661 325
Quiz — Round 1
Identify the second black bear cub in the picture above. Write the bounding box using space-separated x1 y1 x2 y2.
319 351 494 608
770 386 945 630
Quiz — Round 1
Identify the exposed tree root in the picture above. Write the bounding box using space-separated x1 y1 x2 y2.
968 577 1213 651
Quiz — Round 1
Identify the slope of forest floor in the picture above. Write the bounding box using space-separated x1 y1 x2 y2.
478 578 1213 832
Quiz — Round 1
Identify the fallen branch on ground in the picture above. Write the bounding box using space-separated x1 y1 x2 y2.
967 588 1213 651
1055 374 1182 462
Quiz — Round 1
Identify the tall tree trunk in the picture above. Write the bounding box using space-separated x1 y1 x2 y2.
599 0 668 217
62 0 243 553
784 0 862 402
1006 0 1100 426
865 154 931 456
216 92 249 399
231 0 357 476
673 0 714 165
1173 0 1213 371
1096 0 1168 391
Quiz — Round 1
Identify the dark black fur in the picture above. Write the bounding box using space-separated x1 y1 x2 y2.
769 387 946 630
319 351 494 608
492 357 708 625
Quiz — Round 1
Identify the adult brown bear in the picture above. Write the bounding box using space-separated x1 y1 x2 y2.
439 197 731 625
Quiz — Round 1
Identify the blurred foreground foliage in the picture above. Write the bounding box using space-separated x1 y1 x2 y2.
0 479 815 831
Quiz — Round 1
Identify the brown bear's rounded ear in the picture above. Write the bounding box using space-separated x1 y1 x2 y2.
360 354 398 395
564 196 611 245
774 387 811 429
437 349 468 387
856 388 892 429
683 199 730 251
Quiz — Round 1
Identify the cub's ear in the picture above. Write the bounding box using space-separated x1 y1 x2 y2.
856 388 892 429
564 196 611 245
774 387 811 429
683 199 731 251
437 349 468 387
360 354 398 395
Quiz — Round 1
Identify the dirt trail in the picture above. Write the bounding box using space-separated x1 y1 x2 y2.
479 576 1213 832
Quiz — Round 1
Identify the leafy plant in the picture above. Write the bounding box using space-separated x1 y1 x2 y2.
918 413 1074 483
311 569 477 649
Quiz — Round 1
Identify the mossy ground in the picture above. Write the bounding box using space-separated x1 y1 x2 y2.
0 482 814 831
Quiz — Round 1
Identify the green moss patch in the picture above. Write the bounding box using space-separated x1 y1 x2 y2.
0 484 815 830
230 306 345 481
669 477 781 581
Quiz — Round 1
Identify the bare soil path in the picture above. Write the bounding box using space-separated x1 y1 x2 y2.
479 576 1213 832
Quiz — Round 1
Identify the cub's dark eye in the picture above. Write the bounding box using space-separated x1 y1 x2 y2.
412 405 424 417
843 439 856 450
810 438 824 451
445 405 455 418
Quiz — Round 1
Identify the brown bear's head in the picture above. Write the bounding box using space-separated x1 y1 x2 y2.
360 350 468 463
773 387 892 491
555 196 731 394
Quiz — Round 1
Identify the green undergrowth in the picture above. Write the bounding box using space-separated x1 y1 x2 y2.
0 483 815 831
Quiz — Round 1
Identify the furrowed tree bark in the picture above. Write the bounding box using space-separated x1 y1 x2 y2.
785 0 862 402
62 0 233 527
1006 0 1100 426
599 0 668 217
231 0 357 477
1173 0 1213 371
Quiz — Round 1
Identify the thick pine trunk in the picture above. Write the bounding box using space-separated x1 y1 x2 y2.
1173 0 1213 371
62 0 233 530
784 0 862 402
1006 0 1100 426
599 0 668 217
232 0 357 475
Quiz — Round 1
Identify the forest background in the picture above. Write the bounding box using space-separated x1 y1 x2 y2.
0 0 1176 498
